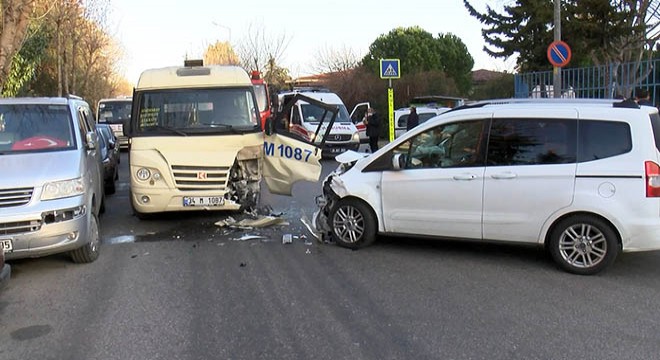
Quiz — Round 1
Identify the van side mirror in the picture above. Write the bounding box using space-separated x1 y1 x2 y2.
392 153 406 170
264 116 275 136
85 132 97 150
122 118 131 137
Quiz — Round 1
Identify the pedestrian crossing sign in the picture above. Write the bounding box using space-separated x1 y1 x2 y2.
380 59 400 79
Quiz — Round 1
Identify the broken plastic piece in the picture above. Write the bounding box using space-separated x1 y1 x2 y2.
282 234 293 244
232 234 268 241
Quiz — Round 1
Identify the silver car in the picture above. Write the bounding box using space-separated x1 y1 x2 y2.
0 96 103 263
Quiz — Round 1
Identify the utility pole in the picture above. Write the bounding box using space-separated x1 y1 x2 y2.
553 0 561 98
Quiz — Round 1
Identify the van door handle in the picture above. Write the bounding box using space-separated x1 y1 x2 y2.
453 174 477 180
491 172 517 179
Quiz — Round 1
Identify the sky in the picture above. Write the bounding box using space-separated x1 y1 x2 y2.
108 0 515 85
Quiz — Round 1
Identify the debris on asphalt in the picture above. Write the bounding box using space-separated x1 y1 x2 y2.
306 249 311 254
215 215 289 230
300 213 322 242
282 234 293 244
239 262 247 267
231 234 268 242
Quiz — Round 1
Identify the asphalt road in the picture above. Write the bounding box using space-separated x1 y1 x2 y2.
2 152 660 360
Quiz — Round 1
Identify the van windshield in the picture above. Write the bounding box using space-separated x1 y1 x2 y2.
98 100 131 124
301 103 351 124
0 104 75 154
134 88 260 135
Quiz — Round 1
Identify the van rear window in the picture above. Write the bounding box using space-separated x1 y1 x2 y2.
577 120 631 162
649 112 660 152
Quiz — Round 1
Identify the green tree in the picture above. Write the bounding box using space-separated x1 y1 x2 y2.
436 33 474 94
463 0 655 72
361 26 442 75
2 23 49 97
361 26 474 96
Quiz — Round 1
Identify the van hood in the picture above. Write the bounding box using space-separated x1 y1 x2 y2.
0 150 82 188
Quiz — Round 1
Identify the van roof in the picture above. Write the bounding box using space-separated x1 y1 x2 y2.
279 90 344 105
136 65 252 90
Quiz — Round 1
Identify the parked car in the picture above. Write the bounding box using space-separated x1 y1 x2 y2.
313 98 660 275
97 123 120 164
0 249 10 289
96 125 119 195
0 96 103 263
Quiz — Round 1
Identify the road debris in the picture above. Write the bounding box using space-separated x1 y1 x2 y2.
215 215 289 230
231 234 269 242
282 234 293 244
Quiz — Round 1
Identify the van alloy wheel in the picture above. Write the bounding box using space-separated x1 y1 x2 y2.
330 199 376 249
549 215 619 275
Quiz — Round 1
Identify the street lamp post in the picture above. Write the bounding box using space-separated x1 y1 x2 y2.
212 21 231 43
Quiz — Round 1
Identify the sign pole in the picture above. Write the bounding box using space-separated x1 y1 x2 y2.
388 79 394 142
379 59 400 143
553 0 561 98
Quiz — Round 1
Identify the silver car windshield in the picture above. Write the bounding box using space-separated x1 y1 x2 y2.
0 104 76 154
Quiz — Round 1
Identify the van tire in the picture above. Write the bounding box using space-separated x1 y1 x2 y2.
70 214 100 263
105 179 116 195
548 215 620 275
330 198 377 249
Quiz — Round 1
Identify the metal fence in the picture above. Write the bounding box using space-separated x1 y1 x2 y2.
514 58 660 104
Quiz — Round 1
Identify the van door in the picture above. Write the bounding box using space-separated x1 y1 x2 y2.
482 110 578 243
350 102 370 150
262 94 338 195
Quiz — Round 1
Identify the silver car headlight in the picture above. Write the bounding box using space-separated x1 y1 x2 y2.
41 178 85 200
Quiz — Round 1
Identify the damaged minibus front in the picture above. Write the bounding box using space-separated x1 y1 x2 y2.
124 61 336 218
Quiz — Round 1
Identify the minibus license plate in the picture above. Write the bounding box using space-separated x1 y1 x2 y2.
1 239 13 252
183 196 224 207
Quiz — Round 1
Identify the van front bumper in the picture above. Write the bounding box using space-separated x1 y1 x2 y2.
131 188 242 213
1 204 91 260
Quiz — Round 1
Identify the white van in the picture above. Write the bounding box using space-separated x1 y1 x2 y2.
96 97 131 149
394 105 451 138
277 89 360 157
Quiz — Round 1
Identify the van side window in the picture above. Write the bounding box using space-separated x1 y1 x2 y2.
396 120 486 169
577 120 631 162
487 118 577 166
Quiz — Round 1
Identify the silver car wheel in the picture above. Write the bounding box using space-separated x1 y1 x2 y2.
558 223 607 269
332 204 365 244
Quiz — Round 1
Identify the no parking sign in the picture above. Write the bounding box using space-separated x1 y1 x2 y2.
547 40 572 67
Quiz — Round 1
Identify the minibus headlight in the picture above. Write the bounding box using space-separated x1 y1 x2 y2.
136 168 151 181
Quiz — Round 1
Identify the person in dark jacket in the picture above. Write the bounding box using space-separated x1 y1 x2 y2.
365 108 381 153
406 106 419 131
636 88 654 106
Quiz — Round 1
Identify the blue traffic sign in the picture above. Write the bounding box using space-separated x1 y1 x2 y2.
547 41 572 67
380 59 400 79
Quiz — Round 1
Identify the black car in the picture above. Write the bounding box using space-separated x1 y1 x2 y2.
96 125 119 194
97 123 120 163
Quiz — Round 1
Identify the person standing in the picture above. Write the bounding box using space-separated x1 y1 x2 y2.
365 107 381 153
635 88 654 106
406 106 419 131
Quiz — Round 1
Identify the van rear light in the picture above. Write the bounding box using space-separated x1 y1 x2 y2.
645 161 660 197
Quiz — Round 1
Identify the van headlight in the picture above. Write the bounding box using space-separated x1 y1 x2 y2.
352 132 360 142
41 178 85 200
